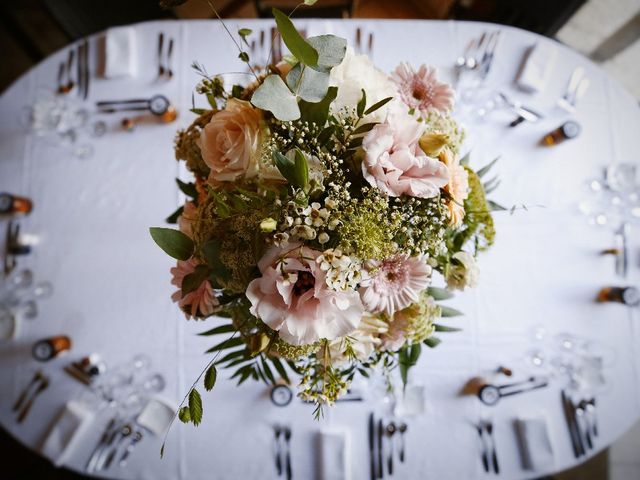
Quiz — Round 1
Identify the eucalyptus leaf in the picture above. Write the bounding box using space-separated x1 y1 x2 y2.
149 227 194 260
272 8 318 67
286 63 330 102
306 35 347 72
204 364 217 391
188 388 203 426
299 86 338 127
251 74 300 121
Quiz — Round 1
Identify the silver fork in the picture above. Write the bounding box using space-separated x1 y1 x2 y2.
558 67 589 112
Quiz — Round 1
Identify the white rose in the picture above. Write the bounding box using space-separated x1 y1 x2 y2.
446 251 479 291
329 48 397 123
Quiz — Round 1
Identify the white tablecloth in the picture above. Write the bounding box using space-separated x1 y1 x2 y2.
1 19 639 480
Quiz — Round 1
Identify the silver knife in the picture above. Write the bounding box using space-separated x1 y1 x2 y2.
369 413 376 480
86 418 116 472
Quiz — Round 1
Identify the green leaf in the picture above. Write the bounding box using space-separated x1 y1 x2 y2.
238 51 249 62
423 336 442 348
216 349 247 365
476 157 499 178
317 125 335 145
188 389 203 426
306 35 347 72
178 406 191 423
273 151 296 184
304 0 318 5
427 287 454 301
299 86 338 127
176 178 198 199
238 28 252 37
351 122 378 136
293 148 309 189
190 108 206 115
488 200 508 211
165 205 184 224
364 96 393 115
231 84 244 98
204 364 217 391
182 264 211 295
357 89 366 117
408 343 422 364
460 151 471 166
270 357 290 384
149 227 194 260
272 8 318 67
202 239 230 281
260 356 276 384
285 63 330 102
440 305 464 317
198 324 236 336
251 74 300 121
205 336 244 354
434 323 462 332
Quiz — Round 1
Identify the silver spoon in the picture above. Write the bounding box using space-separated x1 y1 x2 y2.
398 422 407 462
386 422 397 475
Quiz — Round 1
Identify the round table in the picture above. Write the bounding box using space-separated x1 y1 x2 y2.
1 18 639 480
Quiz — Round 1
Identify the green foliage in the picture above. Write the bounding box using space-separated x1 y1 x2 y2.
440 305 463 317
299 86 338 127
188 388 203 426
204 364 217 391
427 286 454 301
251 74 300 121
273 149 309 190
433 323 462 332
149 227 194 260
178 406 191 423
165 205 184 224
423 337 442 348
398 343 422 387
182 264 211 295
272 8 318 67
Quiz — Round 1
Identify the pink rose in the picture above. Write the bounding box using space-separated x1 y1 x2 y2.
246 244 364 345
362 107 449 198
199 98 262 183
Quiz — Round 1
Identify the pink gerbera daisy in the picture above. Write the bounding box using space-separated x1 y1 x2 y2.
359 254 432 316
391 62 454 117
171 258 218 319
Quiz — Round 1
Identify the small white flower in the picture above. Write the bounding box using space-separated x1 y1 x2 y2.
445 251 479 290
318 232 330 244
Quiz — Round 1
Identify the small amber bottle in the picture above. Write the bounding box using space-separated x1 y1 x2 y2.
0 193 33 215
542 121 581 146
32 335 72 361
597 286 640 306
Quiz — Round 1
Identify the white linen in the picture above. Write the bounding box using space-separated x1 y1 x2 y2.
104 27 137 78
0 19 639 480
319 428 351 480
516 42 558 93
40 400 96 467
514 416 555 471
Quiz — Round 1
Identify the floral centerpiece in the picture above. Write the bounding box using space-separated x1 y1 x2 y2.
151 2 498 437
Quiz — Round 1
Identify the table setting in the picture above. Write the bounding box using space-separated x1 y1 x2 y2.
1 2 639 479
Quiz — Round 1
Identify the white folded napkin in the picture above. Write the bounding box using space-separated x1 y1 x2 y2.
516 42 557 93
136 397 175 436
40 400 96 467
318 428 351 480
514 416 554 471
104 27 137 78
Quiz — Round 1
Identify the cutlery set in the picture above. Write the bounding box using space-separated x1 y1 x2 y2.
13 371 50 423
562 390 598 458
475 420 499 474
369 413 407 479
456 31 501 84
354 27 374 57
86 419 144 472
57 41 90 100
157 32 175 80
273 424 292 480
557 67 590 113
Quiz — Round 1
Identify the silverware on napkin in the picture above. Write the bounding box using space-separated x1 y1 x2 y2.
17 375 49 423
13 370 45 412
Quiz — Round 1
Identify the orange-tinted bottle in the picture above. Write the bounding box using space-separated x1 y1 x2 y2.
0 193 33 215
542 121 581 146
597 286 640 306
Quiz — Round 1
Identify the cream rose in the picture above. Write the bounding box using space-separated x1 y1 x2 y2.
199 98 262 183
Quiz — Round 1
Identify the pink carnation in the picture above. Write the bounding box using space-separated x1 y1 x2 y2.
360 254 431 316
391 62 454 117
171 259 218 319
246 245 364 345
362 106 449 198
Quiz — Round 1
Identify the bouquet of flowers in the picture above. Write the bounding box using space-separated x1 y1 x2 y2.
151 4 498 430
